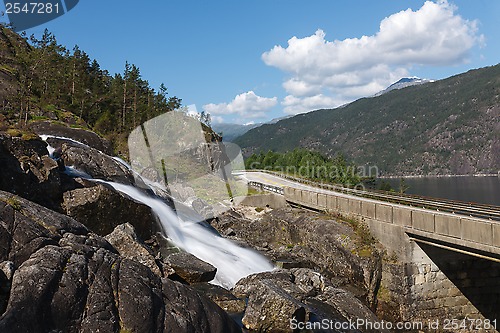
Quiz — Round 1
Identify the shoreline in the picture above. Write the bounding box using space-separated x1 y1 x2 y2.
378 173 500 179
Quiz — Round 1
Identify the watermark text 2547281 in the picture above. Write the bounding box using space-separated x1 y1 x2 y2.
3 0 79 32
5 2 60 14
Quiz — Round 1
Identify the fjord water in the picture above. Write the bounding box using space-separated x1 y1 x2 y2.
387 176 500 206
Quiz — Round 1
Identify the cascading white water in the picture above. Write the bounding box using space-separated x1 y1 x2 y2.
41 135 274 289
39 134 91 150
97 180 274 289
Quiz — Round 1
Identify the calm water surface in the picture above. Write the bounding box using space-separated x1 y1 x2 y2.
385 176 500 206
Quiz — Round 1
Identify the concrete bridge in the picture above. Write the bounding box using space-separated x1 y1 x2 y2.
236 170 500 328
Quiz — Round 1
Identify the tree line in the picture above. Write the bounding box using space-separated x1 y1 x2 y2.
245 148 362 186
2 26 181 135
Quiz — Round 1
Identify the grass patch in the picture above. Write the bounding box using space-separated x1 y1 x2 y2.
6 128 22 137
344 216 376 247
31 115 49 121
119 326 133 333
21 132 39 140
352 247 373 257
5 196 22 211
5 127 39 141
247 186 264 196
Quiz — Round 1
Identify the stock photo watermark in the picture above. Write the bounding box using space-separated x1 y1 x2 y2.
2 0 79 31
291 317 497 332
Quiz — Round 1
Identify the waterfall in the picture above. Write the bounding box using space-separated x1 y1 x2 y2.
41 135 274 289
39 134 92 150
97 180 274 288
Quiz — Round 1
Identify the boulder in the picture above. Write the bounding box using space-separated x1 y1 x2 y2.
165 252 217 284
169 183 196 202
315 286 383 332
215 207 383 306
192 283 246 314
169 183 214 220
0 133 63 210
0 261 11 315
239 278 310 332
190 197 214 219
62 183 157 240
0 190 241 333
161 277 240 333
30 121 112 154
61 143 134 184
233 269 381 333
105 223 162 276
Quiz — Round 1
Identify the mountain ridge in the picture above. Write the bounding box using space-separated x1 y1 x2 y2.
212 115 292 142
234 65 500 176
374 77 433 96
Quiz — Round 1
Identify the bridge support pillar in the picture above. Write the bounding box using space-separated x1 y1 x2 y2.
367 220 498 329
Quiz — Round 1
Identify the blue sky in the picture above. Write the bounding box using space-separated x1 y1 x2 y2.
1 0 499 124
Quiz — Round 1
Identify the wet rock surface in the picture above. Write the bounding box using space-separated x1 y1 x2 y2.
165 252 217 284
213 207 387 332
30 121 112 154
105 223 162 276
61 143 135 184
215 207 383 308
62 183 158 240
0 191 241 333
0 134 64 210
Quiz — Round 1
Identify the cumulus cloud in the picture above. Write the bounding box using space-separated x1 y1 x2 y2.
203 91 277 120
282 94 347 115
262 0 484 114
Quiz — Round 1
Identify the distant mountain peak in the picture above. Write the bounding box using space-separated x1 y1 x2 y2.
375 77 434 96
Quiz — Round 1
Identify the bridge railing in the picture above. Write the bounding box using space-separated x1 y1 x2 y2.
243 169 500 222
247 181 284 195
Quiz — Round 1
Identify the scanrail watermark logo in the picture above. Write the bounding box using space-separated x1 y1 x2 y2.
2 0 79 32
128 108 245 222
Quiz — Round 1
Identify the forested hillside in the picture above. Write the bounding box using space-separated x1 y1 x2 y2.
0 25 181 146
235 65 500 176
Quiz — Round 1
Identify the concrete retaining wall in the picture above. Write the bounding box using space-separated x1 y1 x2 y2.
283 187 500 257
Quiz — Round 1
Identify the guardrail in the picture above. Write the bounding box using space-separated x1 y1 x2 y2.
242 169 500 222
248 181 284 195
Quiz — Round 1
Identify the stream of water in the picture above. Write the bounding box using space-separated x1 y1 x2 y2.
99 180 274 289
42 135 274 289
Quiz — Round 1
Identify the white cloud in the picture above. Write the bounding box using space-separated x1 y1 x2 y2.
282 94 348 115
211 115 225 124
185 104 199 118
203 91 277 120
262 0 484 114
